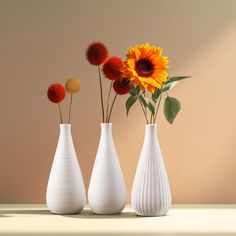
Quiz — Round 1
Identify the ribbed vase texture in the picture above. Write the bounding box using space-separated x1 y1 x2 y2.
88 123 126 214
131 124 171 216
46 124 86 214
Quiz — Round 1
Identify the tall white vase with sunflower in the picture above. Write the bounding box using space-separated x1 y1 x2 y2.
122 43 190 216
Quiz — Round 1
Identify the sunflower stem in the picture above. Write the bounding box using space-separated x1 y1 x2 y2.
150 113 153 124
68 93 73 124
106 81 113 123
144 91 147 115
154 93 162 123
139 100 149 124
58 103 63 124
108 93 117 123
98 65 105 123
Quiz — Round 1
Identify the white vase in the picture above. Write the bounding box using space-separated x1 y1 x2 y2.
88 123 126 214
46 124 86 215
131 124 171 216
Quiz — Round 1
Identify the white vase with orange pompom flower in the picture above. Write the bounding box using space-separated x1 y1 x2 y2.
46 80 86 215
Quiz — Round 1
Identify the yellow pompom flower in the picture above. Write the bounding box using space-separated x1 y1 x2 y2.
65 78 80 124
65 78 80 94
122 43 169 93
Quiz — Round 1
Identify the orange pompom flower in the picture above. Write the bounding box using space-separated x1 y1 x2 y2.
86 42 108 66
102 56 123 81
65 78 80 93
113 77 130 95
65 78 80 124
47 83 66 103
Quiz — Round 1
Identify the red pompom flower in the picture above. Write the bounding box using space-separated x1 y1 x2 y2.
47 83 66 103
113 77 131 95
86 42 108 65
102 56 123 81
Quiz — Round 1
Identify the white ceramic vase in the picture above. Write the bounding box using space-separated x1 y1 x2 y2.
131 124 171 216
46 124 86 214
88 123 126 214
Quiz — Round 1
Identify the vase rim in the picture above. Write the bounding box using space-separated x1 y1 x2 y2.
145 124 157 127
59 123 71 127
101 122 112 125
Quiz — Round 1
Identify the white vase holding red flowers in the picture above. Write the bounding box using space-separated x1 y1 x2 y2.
88 123 126 214
46 123 86 214
122 43 191 216
46 80 86 215
86 42 129 214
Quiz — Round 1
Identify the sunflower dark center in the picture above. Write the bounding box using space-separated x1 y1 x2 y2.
135 59 154 77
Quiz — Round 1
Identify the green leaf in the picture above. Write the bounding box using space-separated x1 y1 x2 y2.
139 95 149 108
130 84 137 96
152 88 161 102
162 81 179 92
126 95 138 115
166 76 191 84
136 86 141 94
130 84 141 96
164 96 181 124
147 101 155 116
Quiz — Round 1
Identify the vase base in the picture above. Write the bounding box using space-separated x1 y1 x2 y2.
51 212 80 215
90 206 125 215
92 211 122 215
136 212 167 217
90 209 123 215
48 206 84 215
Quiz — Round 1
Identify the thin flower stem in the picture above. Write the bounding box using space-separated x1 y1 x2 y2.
144 91 147 115
98 66 105 123
150 113 153 124
68 93 73 124
58 103 63 124
139 100 149 124
108 93 117 123
154 93 162 123
106 81 113 122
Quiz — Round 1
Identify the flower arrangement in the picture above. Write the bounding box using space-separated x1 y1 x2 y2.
86 42 130 123
47 78 80 123
122 43 191 124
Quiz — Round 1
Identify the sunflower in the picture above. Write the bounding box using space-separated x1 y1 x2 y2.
122 43 169 93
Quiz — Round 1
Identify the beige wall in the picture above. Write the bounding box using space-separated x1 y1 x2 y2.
1 0 236 203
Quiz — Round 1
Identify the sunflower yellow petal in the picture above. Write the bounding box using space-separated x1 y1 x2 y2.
122 43 169 93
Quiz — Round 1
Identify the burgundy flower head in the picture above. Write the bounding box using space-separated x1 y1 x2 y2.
102 56 123 81
47 83 66 103
113 77 131 95
86 42 108 65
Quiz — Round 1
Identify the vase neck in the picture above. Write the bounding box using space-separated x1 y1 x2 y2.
100 123 113 138
145 124 157 140
59 124 72 137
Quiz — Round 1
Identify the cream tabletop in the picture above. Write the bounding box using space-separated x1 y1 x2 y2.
0 204 236 236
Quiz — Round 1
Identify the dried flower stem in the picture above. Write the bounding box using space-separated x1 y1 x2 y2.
68 93 73 124
106 81 113 122
98 66 105 123
108 93 117 123
58 103 63 124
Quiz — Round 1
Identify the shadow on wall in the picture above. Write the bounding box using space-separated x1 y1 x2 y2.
0 0 236 203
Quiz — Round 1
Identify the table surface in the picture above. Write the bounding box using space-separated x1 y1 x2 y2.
0 204 236 236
